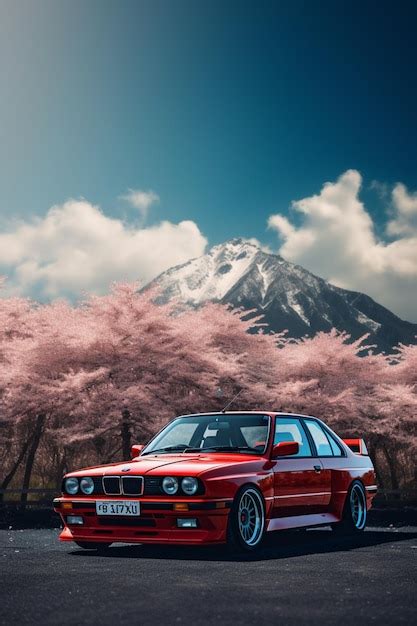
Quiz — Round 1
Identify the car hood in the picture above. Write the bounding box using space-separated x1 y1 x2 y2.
68 452 264 478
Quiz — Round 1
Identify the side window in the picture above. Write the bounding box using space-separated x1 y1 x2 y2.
274 418 312 457
304 420 333 456
326 431 344 457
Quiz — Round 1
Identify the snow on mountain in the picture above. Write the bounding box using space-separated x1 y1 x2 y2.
153 239 259 303
144 238 417 353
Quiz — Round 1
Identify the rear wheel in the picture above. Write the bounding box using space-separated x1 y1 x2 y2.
74 541 112 551
227 486 265 552
332 481 367 534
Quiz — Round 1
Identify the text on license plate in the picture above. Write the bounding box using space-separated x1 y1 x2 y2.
95 501 140 516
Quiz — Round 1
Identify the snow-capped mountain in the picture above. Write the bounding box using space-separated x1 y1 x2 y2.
144 239 417 352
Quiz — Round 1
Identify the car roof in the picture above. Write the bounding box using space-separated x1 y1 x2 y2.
176 410 319 420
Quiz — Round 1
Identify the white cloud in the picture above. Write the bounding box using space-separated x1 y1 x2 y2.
387 183 417 236
0 200 207 299
267 215 295 238
268 170 417 322
120 188 159 219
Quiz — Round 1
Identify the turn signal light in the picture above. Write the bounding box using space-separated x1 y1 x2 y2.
174 503 189 511
62 502 73 510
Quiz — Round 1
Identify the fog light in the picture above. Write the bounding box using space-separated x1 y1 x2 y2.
177 518 197 528
66 515 83 525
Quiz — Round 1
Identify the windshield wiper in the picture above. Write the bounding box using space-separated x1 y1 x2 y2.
143 445 262 456
184 446 261 454
142 445 189 456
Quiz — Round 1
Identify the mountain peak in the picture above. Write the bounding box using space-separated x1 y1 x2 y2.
144 239 417 352
209 238 285 263
209 238 260 257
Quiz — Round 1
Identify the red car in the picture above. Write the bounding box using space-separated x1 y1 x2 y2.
54 412 377 552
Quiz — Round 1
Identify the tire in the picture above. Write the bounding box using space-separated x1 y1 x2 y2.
332 480 367 534
227 486 266 552
74 541 112 551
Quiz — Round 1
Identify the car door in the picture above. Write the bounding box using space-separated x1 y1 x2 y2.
302 418 337 511
272 416 330 518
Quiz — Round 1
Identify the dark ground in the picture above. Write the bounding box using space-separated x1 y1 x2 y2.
1 527 416 626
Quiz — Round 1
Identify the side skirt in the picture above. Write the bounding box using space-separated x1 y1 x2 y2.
266 512 339 532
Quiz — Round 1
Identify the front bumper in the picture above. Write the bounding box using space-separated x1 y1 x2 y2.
53 497 232 545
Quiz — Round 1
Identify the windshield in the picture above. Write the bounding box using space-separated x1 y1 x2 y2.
143 414 271 456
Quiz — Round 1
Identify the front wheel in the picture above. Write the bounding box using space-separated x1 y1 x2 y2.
227 486 265 552
332 481 367 534
74 541 112 551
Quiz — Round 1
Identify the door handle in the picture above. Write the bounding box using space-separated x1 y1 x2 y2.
314 465 322 473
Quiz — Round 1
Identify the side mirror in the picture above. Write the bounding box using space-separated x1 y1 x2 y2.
271 441 299 458
131 444 144 459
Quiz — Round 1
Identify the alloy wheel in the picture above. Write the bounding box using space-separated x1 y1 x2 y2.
350 483 366 530
237 488 265 547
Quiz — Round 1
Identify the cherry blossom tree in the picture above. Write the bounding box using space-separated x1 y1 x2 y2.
0 290 41 499
0 281 415 497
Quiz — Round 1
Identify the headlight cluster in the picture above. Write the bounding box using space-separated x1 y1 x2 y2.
63 475 201 496
64 476 94 495
162 476 199 496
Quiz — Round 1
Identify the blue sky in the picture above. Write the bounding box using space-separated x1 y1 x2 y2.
1 1 417 320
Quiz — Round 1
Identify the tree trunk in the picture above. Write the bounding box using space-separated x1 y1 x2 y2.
121 409 132 461
369 445 385 489
20 414 46 508
381 442 400 492
55 448 68 490
366 439 385 489
0 437 31 502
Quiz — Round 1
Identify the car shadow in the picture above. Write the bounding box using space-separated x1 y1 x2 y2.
68 527 417 563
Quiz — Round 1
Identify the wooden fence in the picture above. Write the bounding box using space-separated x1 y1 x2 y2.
0 488 58 506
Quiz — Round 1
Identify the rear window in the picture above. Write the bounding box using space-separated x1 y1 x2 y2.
304 420 343 457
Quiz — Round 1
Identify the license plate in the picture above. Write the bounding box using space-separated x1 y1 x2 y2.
95 501 140 516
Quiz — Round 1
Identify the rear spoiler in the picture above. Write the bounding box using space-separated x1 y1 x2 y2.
343 438 369 455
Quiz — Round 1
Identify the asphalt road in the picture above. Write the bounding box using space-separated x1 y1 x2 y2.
1 527 416 626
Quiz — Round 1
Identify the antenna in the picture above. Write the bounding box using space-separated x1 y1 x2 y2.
221 388 243 413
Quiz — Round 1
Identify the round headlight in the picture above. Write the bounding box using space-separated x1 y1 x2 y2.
181 477 198 495
64 477 79 495
162 476 179 495
80 477 94 495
